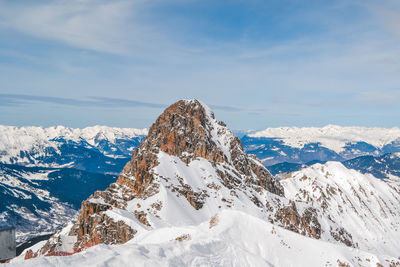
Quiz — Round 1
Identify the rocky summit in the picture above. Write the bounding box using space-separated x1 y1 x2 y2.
33 100 283 256
21 100 400 265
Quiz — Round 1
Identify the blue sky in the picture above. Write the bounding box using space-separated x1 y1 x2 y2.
0 0 399 130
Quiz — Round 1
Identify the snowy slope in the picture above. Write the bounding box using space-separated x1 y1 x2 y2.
5 101 400 265
31 100 286 256
9 210 399 267
250 125 400 154
104 150 276 230
0 163 117 244
0 125 143 243
281 161 400 256
0 125 145 243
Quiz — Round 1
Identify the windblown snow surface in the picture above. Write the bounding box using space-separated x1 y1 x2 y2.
9 210 399 267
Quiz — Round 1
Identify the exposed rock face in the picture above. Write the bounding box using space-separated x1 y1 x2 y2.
118 100 283 196
280 162 400 255
36 100 285 256
30 100 400 260
70 201 136 248
274 201 321 239
24 250 35 260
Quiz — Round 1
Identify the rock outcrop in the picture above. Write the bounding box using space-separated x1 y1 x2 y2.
27 99 400 260
280 162 400 255
274 201 321 239
118 100 283 196
36 100 286 255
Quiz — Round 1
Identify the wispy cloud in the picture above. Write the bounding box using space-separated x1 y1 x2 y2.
0 94 244 112
0 0 399 128
0 0 155 55
209 104 242 112
90 97 166 108
0 94 166 108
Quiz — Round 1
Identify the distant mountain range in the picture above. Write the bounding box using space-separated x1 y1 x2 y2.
267 153 400 178
9 101 400 266
1 124 400 245
0 163 116 243
243 125 400 166
0 125 146 243
0 125 147 169
2 124 400 169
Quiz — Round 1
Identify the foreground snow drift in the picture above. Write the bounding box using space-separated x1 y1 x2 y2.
9 210 399 267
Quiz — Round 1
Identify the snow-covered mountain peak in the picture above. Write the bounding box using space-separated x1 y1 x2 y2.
144 99 237 163
31 100 285 257
16 101 400 263
281 161 400 256
120 98 282 198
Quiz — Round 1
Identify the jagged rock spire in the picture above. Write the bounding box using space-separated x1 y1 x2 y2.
118 99 282 196
37 99 284 255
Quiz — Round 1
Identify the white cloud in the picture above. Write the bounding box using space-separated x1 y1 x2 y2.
0 0 149 54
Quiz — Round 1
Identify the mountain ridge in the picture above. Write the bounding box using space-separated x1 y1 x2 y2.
34 99 286 256
2 102 400 265
3 123 400 167
0 125 147 166
14 100 399 266
249 125 400 153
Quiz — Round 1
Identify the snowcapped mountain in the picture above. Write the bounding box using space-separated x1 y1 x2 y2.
0 126 147 244
244 125 400 166
31 99 285 256
0 163 75 243
0 163 117 244
4 124 400 170
281 161 400 256
344 152 400 179
11 100 399 266
2 123 398 177
266 152 400 179
0 125 147 169
250 125 400 153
